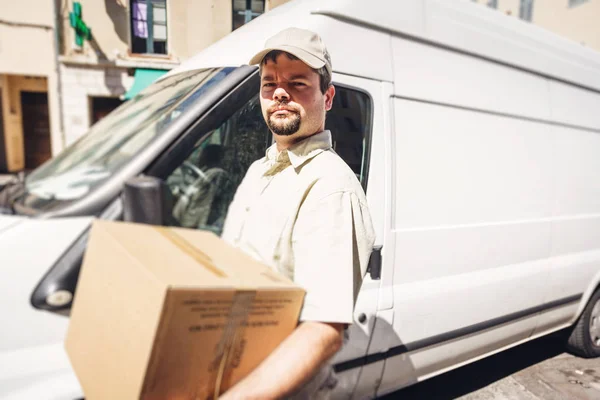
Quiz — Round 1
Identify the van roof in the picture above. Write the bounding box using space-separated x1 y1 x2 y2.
172 0 600 92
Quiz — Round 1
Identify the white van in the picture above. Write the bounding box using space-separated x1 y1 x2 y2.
2 0 600 398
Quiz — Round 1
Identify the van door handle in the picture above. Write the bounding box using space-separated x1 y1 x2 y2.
367 246 383 280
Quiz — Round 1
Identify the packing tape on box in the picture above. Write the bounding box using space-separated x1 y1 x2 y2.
209 290 256 399
155 227 227 278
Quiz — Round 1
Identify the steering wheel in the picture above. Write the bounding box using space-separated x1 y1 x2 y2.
180 160 208 188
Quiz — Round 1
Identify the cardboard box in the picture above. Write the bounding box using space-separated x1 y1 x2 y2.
65 220 305 400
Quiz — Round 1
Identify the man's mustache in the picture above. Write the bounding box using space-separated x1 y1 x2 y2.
267 102 300 115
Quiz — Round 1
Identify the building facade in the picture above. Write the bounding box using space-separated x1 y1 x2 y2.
0 0 61 172
474 0 600 51
1 0 598 173
0 0 289 173
56 0 287 157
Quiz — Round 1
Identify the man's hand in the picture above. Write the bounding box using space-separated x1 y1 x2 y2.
219 321 345 400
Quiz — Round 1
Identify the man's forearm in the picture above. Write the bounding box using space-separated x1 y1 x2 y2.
219 321 344 400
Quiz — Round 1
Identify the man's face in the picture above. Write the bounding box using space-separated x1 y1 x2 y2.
260 54 334 141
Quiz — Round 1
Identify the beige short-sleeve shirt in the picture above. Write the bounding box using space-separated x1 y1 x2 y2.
221 130 375 324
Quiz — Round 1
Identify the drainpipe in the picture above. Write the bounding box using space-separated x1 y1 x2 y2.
52 0 67 151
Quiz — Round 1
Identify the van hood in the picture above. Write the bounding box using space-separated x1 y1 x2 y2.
0 215 92 399
0 214 24 234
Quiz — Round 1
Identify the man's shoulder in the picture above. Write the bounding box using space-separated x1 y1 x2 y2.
303 150 366 198
306 149 353 174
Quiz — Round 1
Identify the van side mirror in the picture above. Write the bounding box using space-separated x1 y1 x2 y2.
30 176 175 313
122 176 175 226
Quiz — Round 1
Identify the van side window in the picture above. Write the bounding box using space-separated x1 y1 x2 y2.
165 84 371 235
326 85 372 188
166 94 270 234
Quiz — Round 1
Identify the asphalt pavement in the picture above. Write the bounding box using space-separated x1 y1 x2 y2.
382 330 600 399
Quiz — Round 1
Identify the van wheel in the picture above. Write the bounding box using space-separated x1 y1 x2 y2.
567 289 600 358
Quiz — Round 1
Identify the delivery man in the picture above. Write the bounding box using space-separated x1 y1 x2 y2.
220 27 375 399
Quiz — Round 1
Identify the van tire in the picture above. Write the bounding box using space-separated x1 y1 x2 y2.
567 289 600 358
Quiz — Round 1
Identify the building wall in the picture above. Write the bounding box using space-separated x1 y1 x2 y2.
497 0 521 16
0 0 55 74
0 19 55 76
266 0 292 10
0 0 61 171
171 0 233 60
55 0 242 148
473 0 600 51
0 0 54 24
59 0 236 64
533 0 600 51
60 0 130 62
60 64 133 146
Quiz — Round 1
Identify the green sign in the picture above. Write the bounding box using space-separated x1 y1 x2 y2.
69 2 91 47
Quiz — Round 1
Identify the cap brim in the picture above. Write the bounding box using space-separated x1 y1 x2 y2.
249 45 327 70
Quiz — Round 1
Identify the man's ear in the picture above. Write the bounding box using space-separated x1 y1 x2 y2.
324 85 335 111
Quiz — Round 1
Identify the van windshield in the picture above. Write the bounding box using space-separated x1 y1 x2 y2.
22 68 233 207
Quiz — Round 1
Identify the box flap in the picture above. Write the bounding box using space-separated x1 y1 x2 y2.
92 221 300 290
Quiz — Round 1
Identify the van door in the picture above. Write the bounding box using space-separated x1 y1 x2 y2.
325 74 389 399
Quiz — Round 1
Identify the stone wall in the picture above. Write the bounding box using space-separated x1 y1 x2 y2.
60 63 133 146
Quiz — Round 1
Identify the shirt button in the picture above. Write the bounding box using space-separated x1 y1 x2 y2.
245 206 250 212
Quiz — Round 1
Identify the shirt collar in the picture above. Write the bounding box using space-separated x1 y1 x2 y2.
264 130 332 169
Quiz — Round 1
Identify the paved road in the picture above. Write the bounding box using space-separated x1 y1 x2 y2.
381 330 600 399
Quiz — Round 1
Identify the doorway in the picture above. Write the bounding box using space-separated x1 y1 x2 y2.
90 96 123 125
20 91 51 169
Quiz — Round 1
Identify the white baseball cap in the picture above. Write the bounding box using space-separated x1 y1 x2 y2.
249 27 332 74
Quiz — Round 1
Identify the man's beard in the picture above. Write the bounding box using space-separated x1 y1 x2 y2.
267 108 301 136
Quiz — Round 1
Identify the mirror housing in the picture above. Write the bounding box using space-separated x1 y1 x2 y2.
122 175 174 226
30 176 175 313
